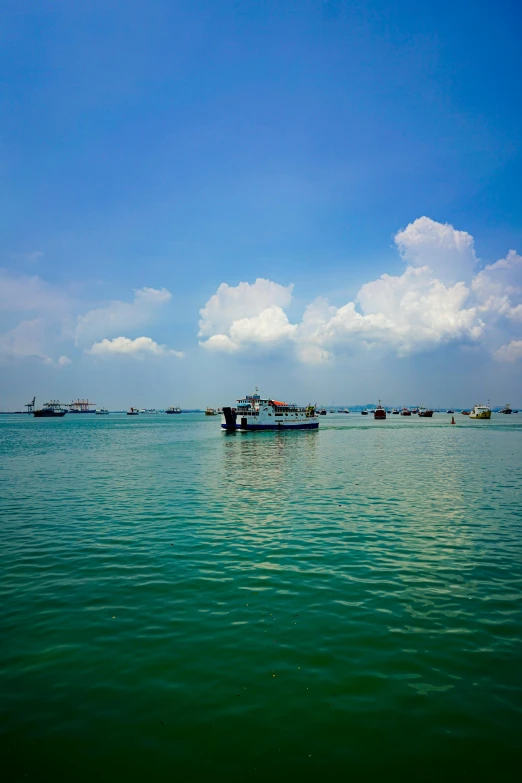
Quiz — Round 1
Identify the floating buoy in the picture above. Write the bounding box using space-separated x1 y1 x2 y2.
451 416 455 425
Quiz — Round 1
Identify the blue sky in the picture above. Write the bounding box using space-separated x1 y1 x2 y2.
1 0 521 408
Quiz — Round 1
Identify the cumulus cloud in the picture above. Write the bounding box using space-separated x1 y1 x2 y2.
75 287 172 347
494 340 522 363
199 217 522 363
394 216 477 284
86 335 183 358
472 250 522 322
0 318 71 367
198 278 293 339
0 269 72 315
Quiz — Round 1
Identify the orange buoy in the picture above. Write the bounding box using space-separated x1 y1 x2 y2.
451 416 455 425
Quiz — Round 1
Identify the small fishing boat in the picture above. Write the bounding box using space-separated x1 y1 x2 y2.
500 404 512 414
166 406 181 414
95 408 109 415
400 408 411 416
205 407 217 416
392 409 400 414
127 407 139 416
374 401 386 420
361 410 368 415
447 410 455 414
469 404 491 419
318 409 327 415
418 407 434 418
461 410 470 416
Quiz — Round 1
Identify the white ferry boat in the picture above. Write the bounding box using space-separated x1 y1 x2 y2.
221 390 318 431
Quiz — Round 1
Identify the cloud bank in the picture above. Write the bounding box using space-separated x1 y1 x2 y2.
199 217 522 363
87 336 183 358
75 287 172 347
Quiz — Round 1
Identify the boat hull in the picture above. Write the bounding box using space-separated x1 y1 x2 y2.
34 410 66 417
470 412 491 419
221 422 319 431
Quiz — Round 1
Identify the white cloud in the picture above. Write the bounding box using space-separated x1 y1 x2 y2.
202 305 297 353
86 335 183 358
0 318 71 367
198 278 293 339
198 217 520 363
0 269 72 315
394 216 477 284
472 250 522 322
75 287 172 347
494 340 522 363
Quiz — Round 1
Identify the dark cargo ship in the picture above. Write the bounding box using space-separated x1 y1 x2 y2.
34 401 67 418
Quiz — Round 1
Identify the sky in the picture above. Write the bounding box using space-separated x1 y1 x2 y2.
1 0 522 409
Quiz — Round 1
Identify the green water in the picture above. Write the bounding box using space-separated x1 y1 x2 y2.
1 413 522 781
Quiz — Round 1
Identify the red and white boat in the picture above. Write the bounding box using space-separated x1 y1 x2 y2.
221 389 318 431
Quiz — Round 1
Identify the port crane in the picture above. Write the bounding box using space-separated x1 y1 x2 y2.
25 396 35 414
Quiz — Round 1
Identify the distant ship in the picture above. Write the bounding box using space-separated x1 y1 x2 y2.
500 404 512 414
400 408 411 416
69 399 96 413
166 406 181 414
392 409 400 414
95 408 109 415
361 410 368 415
205 407 217 416
418 407 434 418
374 401 386 420
221 389 318 431
127 407 139 416
34 400 67 418
469 404 491 419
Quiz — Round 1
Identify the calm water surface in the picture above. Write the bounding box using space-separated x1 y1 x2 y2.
1 413 522 780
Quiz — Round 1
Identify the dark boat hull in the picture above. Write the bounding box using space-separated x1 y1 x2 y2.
34 410 66 417
418 412 433 417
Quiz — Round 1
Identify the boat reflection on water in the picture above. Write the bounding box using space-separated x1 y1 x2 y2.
220 427 319 494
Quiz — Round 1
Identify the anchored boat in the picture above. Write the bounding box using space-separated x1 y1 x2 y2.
69 399 96 413
374 400 386 420
34 400 67 418
418 407 434 418
166 406 181 414
470 404 491 419
221 389 318 431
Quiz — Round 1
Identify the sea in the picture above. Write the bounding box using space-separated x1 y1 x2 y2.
1 412 522 781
